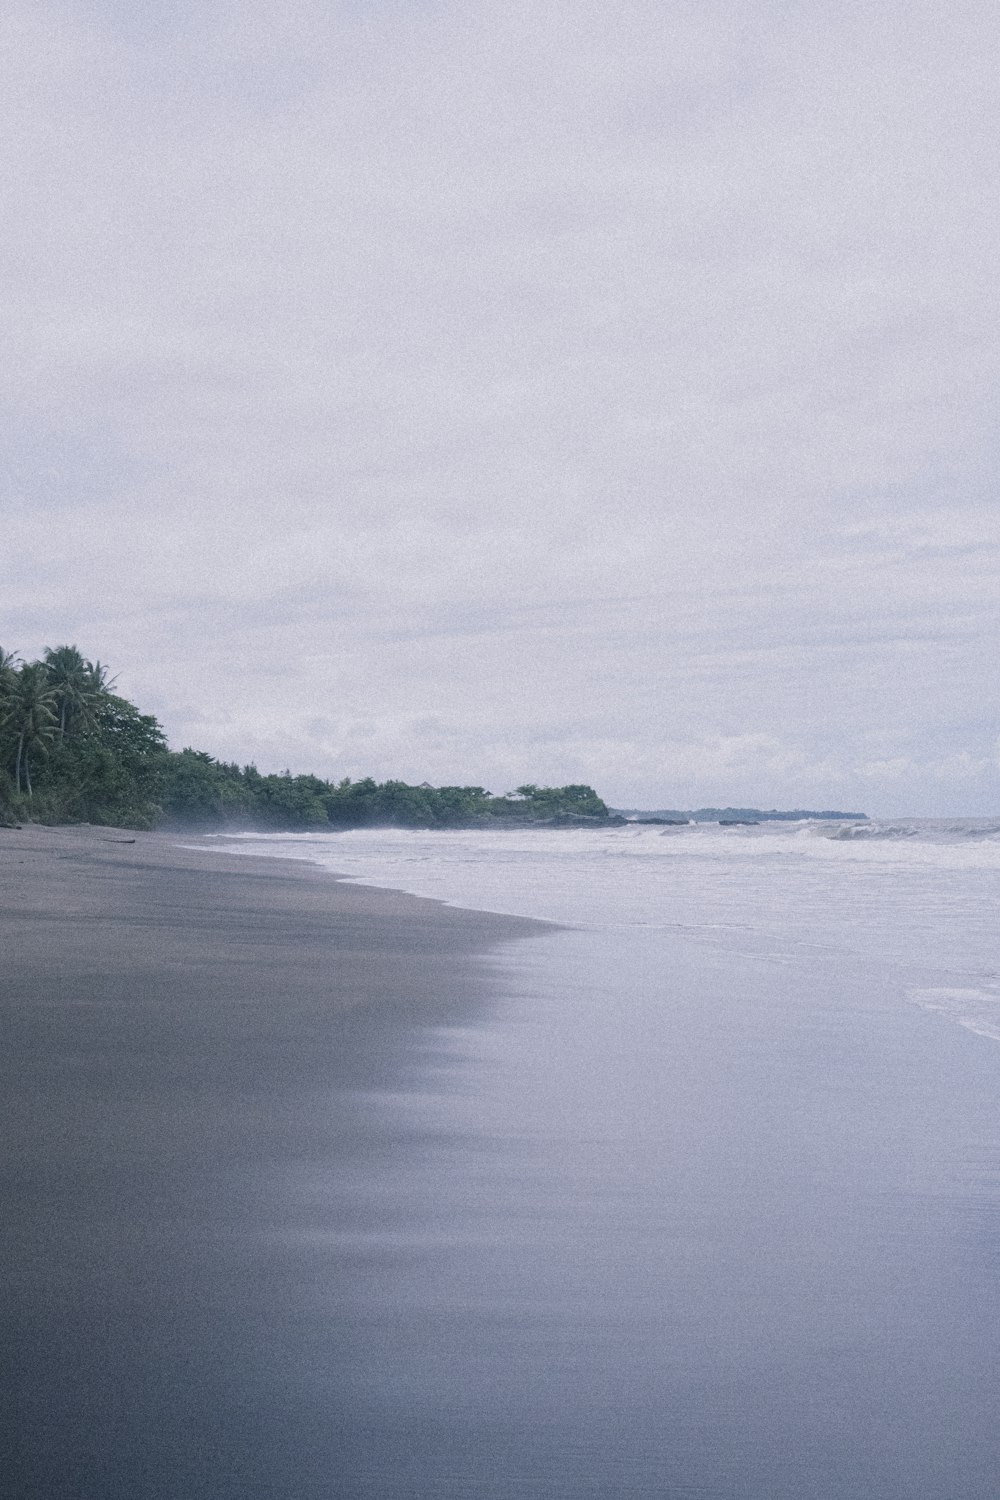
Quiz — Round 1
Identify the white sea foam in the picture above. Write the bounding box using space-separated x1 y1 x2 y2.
906 987 1000 1042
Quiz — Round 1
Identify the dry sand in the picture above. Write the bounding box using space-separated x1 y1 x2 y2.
0 824 537 1498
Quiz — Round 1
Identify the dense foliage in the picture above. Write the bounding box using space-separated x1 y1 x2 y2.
0 646 612 831
0 646 167 827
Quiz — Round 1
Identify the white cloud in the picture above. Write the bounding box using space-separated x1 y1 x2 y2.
859 757 913 782
2 0 999 815
927 751 994 782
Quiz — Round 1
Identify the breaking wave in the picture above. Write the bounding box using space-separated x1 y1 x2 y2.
816 818 1000 843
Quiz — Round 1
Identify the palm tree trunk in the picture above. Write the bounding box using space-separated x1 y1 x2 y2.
25 753 32 797
15 731 24 794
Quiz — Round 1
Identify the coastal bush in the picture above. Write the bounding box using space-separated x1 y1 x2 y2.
0 644 614 832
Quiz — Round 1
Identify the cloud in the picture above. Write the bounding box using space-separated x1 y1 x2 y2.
2 0 999 815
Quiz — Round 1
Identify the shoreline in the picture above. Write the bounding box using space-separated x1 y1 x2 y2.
1 823 541 1498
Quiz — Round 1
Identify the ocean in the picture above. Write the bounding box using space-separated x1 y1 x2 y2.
217 819 1000 1498
229 817 1000 1040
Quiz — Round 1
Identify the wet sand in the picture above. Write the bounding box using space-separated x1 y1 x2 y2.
0 826 537 1499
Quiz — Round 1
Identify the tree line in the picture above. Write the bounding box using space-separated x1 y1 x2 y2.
0 646 612 831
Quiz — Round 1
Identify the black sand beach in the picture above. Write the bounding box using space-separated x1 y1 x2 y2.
1 827 537 1499
9 825 1000 1499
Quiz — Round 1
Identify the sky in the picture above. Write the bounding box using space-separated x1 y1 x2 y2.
2 0 998 816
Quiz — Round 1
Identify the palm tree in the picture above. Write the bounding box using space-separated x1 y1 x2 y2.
3 663 57 796
0 650 22 788
0 647 19 697
85 659 118 696
43 645 93 741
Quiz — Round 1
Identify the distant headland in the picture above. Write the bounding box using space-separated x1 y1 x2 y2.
0 645 867 833
0 644 602 831
615 807 868 824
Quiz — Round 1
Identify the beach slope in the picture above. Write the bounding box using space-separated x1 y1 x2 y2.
1 825 536 1499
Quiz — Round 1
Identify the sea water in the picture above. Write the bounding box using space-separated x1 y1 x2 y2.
222 821 1000 1498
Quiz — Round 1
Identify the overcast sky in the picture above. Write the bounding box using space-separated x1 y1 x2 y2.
2 0 998 815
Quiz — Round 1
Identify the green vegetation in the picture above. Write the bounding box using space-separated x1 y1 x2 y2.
0 646 612 831
1 646 168 827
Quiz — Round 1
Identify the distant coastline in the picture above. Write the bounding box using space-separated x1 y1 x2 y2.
1 644 867 833
615 807 869 825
